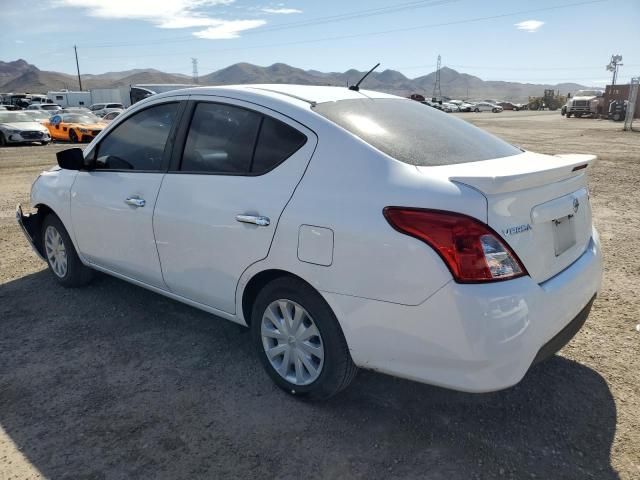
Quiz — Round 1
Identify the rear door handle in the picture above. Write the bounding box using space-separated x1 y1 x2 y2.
124 196 146 208
236 214 270 226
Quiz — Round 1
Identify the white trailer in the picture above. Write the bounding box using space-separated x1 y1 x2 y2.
47 91 91 107
90 87 131 107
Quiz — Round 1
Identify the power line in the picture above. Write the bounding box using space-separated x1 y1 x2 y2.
78 0 461 49
73 0 608 62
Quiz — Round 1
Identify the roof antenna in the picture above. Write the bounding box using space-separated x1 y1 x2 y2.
349 63 380 91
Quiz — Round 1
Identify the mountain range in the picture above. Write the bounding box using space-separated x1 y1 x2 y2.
0 59 589 102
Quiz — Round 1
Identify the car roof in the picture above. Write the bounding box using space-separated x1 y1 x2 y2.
153 84 400 106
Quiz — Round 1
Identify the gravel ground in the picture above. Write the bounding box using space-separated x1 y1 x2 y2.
1 111 638 479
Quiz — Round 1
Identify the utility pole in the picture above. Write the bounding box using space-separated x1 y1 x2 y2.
432 54 442 102
192 57 199 84
74 45 83 91
606 54 623 86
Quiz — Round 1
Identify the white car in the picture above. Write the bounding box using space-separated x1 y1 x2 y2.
89 103 125 117
0 111 51 145
472 102 503 113
17 85 602 399
26 103 62 112
100 109 124 122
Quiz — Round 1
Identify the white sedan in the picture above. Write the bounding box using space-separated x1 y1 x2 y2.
0 111 51 145
472 102 504 113
17 85 602 399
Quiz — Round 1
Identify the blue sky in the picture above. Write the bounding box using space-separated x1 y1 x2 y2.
1 0 639 85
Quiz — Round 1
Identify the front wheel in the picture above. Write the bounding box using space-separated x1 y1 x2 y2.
0 133 6 146
69 129 78 143
251 277 357 399
474 108 479 112
42 214 93 287
566 112 572 118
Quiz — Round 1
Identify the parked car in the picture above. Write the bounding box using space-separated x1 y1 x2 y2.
441 102 460 113
449 100 474 112
23 110 54 125
61 107 92 114
0 111 51 145
472 102 503 113
101 109 123 122
44 112 106 143
89 103 125 117
17 85 602 399
26 103 62 112
421 100 444 111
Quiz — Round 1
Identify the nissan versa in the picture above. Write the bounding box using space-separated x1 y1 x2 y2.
17 85 602 399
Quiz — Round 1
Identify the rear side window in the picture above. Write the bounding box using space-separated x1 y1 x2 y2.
180 102 307 175
95 102 179 171
107 103 123 109
252 116 307 174
312 98 520 166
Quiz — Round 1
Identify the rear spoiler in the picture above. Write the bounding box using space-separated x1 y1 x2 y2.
440 153 597 195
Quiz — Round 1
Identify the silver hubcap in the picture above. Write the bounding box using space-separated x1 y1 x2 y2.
44 225 67 278
261 299 324 386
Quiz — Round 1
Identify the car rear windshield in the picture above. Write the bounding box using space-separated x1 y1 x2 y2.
312 98 521 166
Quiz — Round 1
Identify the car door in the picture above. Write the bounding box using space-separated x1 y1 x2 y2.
153 97 317 314
70 99 185 288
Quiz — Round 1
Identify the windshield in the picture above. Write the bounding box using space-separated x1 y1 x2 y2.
575 90 602 97
24 111 51 120
61 114 102 124
0 112 33 123
40 104 60 110
312 98 521 167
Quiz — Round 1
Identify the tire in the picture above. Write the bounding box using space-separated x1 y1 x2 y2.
69 129 78 143
0 132 6 146
251 276 357 399
566 112 572 118
575 113 582 118
474 108 479 112
41 214 93 287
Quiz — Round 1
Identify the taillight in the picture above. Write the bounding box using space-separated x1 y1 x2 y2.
383 207 527 283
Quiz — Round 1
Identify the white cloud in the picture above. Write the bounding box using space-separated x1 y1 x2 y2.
53 0 264 38
261 7 302 14
194 19 267 38
514 20 544 33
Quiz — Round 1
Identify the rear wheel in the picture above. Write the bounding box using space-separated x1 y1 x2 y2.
69 129 78 143
251 277 357 399
0 133 6 146
42 214 93 287
474 107 479 112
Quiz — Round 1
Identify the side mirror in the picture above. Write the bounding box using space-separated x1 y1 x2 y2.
56 148 85 170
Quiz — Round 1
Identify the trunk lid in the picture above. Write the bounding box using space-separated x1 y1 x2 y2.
419 151 596 283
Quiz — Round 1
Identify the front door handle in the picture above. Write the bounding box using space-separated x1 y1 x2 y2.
124 196 146 208
236 214 270 227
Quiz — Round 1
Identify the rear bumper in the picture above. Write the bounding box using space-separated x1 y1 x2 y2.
16 204 45 261
322 228 602 393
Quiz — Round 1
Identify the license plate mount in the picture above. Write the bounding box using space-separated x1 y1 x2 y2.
553 214 576 256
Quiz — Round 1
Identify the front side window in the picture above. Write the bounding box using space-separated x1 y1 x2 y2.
181 103 261 173
95 102 179 171
180 102 307 175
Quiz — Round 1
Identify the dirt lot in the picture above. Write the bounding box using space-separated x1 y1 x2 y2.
1 111 638 479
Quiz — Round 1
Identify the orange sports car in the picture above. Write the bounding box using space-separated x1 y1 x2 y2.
45 113 107 143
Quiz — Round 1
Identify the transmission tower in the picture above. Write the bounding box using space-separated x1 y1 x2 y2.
192 57 199 84
432 54 442 101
